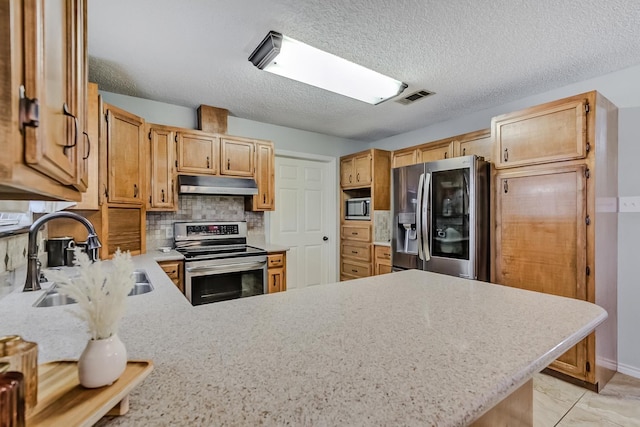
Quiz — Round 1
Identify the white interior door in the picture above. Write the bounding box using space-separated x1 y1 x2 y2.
269 153 337 289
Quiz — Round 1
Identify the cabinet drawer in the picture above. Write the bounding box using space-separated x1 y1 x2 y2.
268 253 284 268
341 224 371 242
374 245 391 264
340 260 372 278
341 242 371 263
158 261 181 279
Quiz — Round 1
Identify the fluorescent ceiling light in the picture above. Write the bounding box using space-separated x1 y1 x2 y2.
249 31 407 105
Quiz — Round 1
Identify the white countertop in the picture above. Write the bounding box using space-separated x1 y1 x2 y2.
373 241 391 247
0 259 605 426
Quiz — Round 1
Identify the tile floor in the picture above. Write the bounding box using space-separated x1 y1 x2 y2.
534 372 640 426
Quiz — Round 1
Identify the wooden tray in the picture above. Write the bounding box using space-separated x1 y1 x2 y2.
26 360 153 427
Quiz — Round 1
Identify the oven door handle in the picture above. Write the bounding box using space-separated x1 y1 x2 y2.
186 261 266 275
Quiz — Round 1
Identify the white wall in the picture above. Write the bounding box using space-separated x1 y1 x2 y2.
617 107 640 378
99 91 367 157
371 64 640 378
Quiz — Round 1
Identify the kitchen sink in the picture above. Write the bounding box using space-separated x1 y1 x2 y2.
33 270 153 307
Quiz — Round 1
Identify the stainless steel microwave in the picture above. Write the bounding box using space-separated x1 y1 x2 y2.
345 197 371 220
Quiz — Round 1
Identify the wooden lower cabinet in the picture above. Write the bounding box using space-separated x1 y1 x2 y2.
267 252 286 293
374 245 392 275
340 222 373 281
158 260 184 293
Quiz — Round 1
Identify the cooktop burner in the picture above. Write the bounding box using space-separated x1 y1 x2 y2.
173 221 266 261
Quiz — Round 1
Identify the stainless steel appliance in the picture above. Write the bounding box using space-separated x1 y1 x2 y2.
345 197 371 220
391 155 489 280
174 221 267 305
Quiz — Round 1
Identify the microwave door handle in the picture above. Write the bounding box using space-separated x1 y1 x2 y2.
362 200 368 217
417 173 425 261
422 172 431 261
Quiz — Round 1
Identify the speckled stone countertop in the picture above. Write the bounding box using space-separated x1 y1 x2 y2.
0 260 605 426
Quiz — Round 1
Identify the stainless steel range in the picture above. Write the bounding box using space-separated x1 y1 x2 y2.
174 221 267 306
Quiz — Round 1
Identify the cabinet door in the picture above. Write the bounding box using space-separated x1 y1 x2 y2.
148 127 175 211
177 132 218 175
392 149 418 168
495 164 588 378
254 142 274 210
23 0 79 186
220 137 254 177
268 268 284 293
105 105 145 204
340 158 354 187
73 0 88 191
418 141 454 163
493 98 588 168
158 260 183 293
458 131 492 161
353 153 372 186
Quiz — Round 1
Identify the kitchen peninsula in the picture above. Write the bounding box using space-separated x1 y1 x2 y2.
0 257 605 426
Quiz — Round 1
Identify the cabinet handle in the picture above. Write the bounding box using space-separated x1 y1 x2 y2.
356 172 360 182
134 184 138 197
503 148 509 162
462 147 466 155
503 180 509 194
227 159 230 169
171 179 174 195
349 174 352 183
149 196 152 204
62 103 78 154
161 189 165 202
351 251 358 254
82 131 91 160
351 269 358 273
104 184 109 199
206 156 210 168
263 194 266 203
444 151 448 159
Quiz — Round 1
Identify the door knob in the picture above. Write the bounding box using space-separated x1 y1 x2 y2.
322 236 328 241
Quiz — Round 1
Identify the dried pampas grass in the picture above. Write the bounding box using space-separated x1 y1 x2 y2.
45 248 135 340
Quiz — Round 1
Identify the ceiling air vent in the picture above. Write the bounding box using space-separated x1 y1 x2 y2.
396 90 434 105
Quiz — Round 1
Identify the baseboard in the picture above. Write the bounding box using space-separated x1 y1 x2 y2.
618 362 640 379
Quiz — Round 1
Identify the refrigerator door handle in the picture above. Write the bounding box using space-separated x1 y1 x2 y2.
417 173 425 261
422 172 431 261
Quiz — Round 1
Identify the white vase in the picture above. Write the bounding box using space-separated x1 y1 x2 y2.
78 334 127 388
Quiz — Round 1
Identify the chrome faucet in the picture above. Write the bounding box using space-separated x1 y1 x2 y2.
23 211 102 292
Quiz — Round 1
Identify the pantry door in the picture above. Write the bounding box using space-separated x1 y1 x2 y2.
269 152 337 289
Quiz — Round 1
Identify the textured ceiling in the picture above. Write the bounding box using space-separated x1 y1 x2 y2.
88 0 640 142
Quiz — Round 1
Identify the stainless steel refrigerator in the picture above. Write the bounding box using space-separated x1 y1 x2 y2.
391 155 489 280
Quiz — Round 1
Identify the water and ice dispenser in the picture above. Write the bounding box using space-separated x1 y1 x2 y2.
395 212 417 254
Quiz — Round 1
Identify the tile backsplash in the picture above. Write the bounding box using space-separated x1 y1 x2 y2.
146 195 264 249
373 210 391 242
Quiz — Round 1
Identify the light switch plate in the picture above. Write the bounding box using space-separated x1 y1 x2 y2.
165 227 173 238
619 196 640 212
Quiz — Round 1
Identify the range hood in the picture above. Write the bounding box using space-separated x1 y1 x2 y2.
178 175 258 196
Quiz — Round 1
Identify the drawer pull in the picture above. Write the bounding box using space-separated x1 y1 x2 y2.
351 232 358 235
351 251 358 254
351 269 358 273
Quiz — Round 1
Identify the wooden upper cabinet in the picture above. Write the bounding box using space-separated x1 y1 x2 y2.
392 148 418 168
457 129 492 161
104 104 145 204
341 152 372 188
147 125 176 211
22 0 84 187
418 140 455 163
493 96 589 169
247 141 274 211
220 136 254 177
177 132 219 175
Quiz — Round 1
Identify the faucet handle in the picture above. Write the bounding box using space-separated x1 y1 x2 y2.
36 260 47 283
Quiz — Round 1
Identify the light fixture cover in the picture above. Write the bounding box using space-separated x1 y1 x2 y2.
249 31 407 105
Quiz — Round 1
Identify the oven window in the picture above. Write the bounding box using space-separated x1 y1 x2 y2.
191 268 264 305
